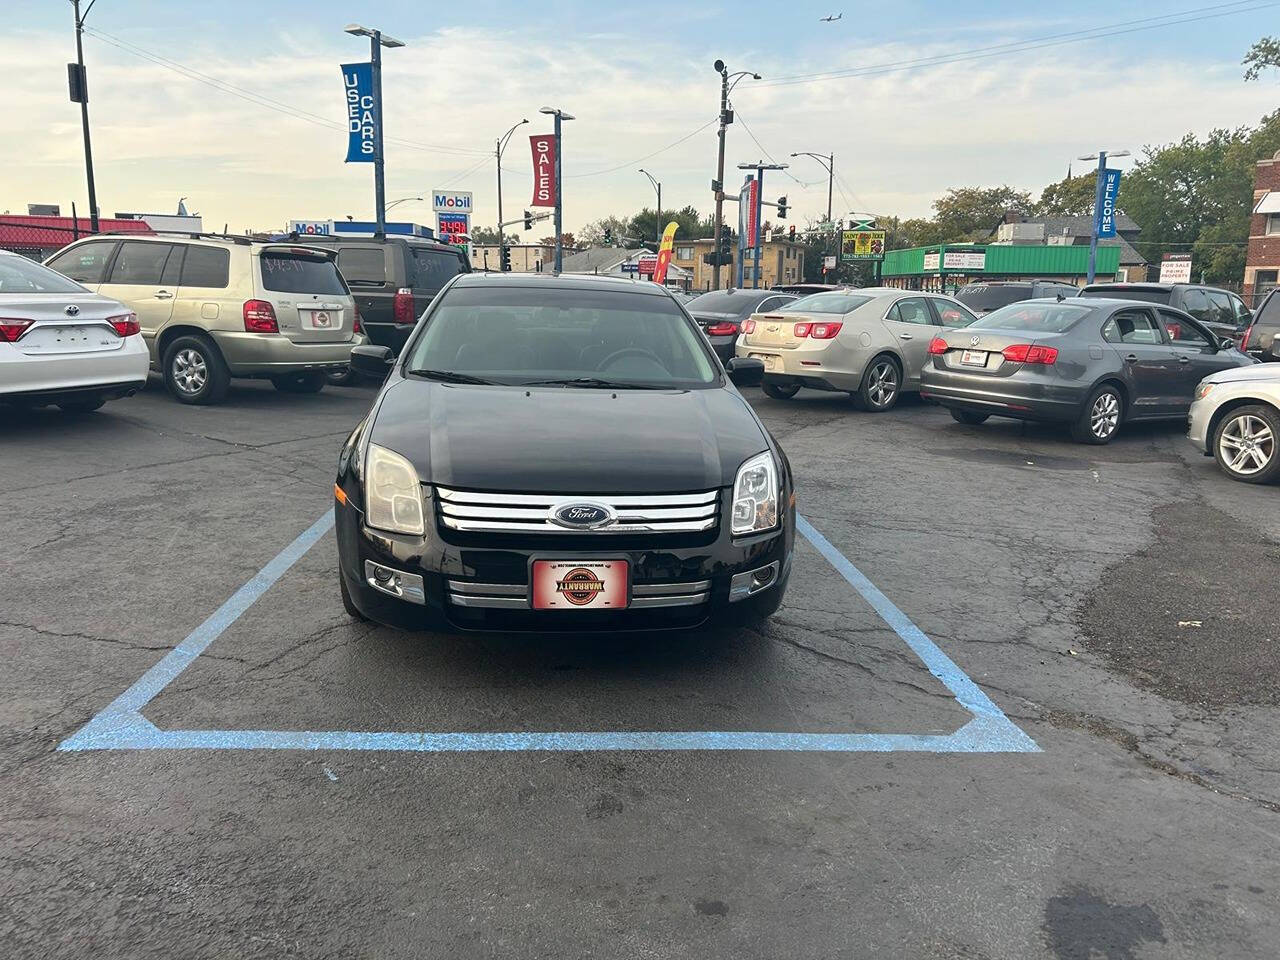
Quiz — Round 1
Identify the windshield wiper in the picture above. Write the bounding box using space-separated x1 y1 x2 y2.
406 368 498 385
517 377 668 390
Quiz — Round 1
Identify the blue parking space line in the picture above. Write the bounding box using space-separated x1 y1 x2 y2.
58 510 1038 754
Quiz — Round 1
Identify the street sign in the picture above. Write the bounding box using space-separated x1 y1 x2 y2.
341 62 376 163
823 255 837 270
840 229 886 262
1159 253 1192 284
530 134 556 207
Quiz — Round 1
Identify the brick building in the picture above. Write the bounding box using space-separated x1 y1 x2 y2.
1245 149 1280 307
671 238 805 291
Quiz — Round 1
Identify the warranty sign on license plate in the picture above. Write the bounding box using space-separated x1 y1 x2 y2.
531 560 629 610
305 310 333 330
961 350 988 367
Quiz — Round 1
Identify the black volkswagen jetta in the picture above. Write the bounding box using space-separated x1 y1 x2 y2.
335 273 793 632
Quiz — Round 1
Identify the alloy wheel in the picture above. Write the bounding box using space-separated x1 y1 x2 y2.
868 361 898 408
172 348 208 395
1090 392 1120 439
1219 414 1274 476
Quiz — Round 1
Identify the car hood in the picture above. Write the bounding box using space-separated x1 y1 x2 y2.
1204 360 1279 384
369 378 769 493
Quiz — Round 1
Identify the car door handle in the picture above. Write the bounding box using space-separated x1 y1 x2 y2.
899 333 913 340
1177 356 1190 364
154 291 173 300
1124 354 1139 363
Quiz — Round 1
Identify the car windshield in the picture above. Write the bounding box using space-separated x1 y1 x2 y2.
404 284 718 388
955 284 1030 311
685 291 758 317
259 250 349 295
970 302 1093 333
1079 287 1170 304
0 254 88 294
781 292 872 314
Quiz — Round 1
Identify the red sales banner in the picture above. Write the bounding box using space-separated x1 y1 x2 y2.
530 134 556 208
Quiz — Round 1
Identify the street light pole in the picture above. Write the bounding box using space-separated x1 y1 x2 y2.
710 61 760 291
496 119 528 271
790 151 834 223
1079 149 1130 284
639 168 661 244
539 106 574 272
346 24 404 236
71 0 99 233
738 161 788 289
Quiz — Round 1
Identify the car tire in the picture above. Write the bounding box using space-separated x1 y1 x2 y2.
57 397 106 414
339 570 367 621
163 334 230 405
1071 384 1124 444
853 355 901 412
761 381 800 400
271 372 327 394
949 408 989 425
1212 404 1280 484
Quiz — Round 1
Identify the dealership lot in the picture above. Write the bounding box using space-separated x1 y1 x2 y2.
4 381 1279 958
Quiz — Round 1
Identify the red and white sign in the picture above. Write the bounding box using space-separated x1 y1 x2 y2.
636 254 658 276
531 560 628 610
1159 253 1193 284
530 134 557 208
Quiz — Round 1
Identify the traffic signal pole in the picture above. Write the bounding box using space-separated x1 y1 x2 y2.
71 0 99 233
711 65 729 291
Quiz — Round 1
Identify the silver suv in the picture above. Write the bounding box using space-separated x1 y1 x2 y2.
46 234 362 404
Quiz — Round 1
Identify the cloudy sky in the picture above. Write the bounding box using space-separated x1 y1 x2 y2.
4 0 1278 237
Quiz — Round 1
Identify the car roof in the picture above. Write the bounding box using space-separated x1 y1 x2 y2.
1082 282 1175 292
294 234 459 253
450 271 671 296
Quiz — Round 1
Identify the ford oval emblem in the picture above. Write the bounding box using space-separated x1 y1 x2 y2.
64 304 80 317
550 501 616 529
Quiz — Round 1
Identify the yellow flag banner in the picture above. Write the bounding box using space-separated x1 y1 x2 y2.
652 221 679 285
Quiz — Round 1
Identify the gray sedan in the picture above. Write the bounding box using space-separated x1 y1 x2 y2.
921 298 1253 444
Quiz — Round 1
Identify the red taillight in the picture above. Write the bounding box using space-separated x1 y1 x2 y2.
705 321 739 336
0 318 33 342
742 319 756 334
352 305 362 335
793 322 811 338
393 288 416 325
927 336 948 355
809 321 842 339
1002 343 1058 364
243 299 279 333
1240 317 1257 352
108 312 139 337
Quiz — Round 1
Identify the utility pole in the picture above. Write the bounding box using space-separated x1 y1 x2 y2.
70 0 99 233
345 24 404 236
539 106 574 272
639 168 661 243
1079 148 1130 284
792 150 836 280
710 60 760 290
496 118 528 271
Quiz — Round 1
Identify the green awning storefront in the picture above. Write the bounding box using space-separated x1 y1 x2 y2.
882 243 1120 279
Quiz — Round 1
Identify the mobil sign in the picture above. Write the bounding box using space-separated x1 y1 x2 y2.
432 191 473 213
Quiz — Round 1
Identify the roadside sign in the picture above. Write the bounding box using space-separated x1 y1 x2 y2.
942 251 985 271
823 255 837 270
436 212 469 246
637 253 658 276
923 251 940 272
1096 169 1122 239
288 220 331 236
1159 253 1193 284
840 229 885 262
432 191 473 213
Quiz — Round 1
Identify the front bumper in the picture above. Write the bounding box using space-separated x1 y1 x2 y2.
1186 395 1214 453
920 365 1082 422
210 331 364 377
335 493 793 632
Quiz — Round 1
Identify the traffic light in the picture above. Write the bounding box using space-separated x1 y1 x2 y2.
604 227 613 246
501 245 512 272
777 196 788 219
523 210 533 231
788 224 796 241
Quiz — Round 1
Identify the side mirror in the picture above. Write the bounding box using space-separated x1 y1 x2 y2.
1218 336 1236 352
725 356 765 388
350 344 395 378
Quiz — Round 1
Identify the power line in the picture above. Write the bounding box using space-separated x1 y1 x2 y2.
563 118 718 179
756 1 1277 88
731 110 821 188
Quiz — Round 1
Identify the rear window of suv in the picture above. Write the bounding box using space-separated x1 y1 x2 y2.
259 250 348 295
409 247 465 292
955 284 1031 311
1079 287 1170 304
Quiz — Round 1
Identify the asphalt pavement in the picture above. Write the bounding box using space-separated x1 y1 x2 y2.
3 377 1278 959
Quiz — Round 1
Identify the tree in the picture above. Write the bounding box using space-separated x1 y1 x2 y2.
538 232 576 249
469 226 517 245
1244 36 1280 80
577 215 630 247
1034 174 1097 217
931 185 1032 241
628 205 703 246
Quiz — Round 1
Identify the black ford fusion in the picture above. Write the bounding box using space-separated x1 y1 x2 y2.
334 273 793 632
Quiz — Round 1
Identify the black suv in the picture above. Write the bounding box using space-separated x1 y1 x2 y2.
297 235 470 360
1241 289 1280 361
954 279 1079 315
1078 282 1253 342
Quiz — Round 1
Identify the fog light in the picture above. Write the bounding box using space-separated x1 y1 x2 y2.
729 561 780 602
364 560 425 605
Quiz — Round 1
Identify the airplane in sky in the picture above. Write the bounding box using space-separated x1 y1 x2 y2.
820 12 843 21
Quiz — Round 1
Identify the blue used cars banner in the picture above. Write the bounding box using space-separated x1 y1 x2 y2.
341 62 376 163
1096 168 1122 238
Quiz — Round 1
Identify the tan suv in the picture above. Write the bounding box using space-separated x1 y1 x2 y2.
46 234 362 404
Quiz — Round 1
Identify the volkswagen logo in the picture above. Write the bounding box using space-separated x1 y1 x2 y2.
64 305 80 317
969 335 981 347
550 501 616 530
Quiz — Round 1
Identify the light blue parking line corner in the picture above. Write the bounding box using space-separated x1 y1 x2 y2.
947 714 1041 753
57 708 162 752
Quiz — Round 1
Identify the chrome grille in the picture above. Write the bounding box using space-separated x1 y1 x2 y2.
436 486 720 534
447 579 711 609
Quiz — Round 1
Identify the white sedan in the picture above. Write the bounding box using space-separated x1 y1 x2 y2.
0 249 149 413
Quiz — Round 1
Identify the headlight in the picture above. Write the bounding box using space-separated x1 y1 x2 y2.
732 451 779 536
1195 382 1216 401
365 443 425 535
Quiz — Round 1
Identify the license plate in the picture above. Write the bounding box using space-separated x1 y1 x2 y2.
531 560 629 610
19 325 115 354
304 310 334 330
750 353 779 371
960 350 988 367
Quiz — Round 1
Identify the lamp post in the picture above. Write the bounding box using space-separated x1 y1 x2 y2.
344 23 405 236
384 196 422 212
539 106 574 272
790 151 834 224
638 168 661 244
496 118 529 271
70 0 99 233
710 60 761 290
1078 149 1130 284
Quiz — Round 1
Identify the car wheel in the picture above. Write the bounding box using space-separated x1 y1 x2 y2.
163 334 230 405
57 397 106 414
1213 404 1280 484
271 372 327 394
949 408 989 426
1071 384 1123 444
339 570 367 621
854 355 900 412
761 381 800 400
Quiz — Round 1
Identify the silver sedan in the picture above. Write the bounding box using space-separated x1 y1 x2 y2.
735 288 977 410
